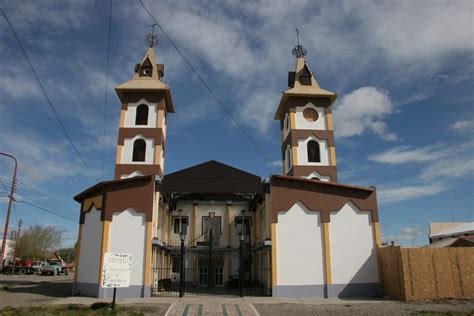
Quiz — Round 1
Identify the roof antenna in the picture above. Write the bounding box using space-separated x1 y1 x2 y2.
292 28 307 58
145 23 159 48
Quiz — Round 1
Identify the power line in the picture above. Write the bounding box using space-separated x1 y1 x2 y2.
18 200 76 222
102 0 113 173
0 9 97 182
0 176 76 210
0 176 78 219
138 0 280 173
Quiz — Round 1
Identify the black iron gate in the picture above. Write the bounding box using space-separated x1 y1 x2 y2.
151 230 272 297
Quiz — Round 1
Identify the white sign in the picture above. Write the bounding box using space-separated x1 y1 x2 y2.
101 253 132 288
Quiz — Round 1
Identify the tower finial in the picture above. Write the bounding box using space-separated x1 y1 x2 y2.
292 28 307 58
145 23 159 48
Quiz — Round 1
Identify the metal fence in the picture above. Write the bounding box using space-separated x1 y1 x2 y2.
151 231 271 297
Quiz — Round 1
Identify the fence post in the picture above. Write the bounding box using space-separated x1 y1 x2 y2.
179 239 185 297
239 238 244 297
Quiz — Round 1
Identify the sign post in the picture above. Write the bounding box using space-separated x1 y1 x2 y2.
101 253 132 309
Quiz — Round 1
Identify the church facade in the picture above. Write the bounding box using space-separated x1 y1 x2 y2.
73 40 380 299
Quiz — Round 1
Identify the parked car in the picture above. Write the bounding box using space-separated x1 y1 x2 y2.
42 260 69 276
31 261 47 274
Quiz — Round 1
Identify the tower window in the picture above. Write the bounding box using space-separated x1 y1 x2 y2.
300 65 312 85
307 140 321 162
132 139 146 162
135 104 149 125
303 108 319 122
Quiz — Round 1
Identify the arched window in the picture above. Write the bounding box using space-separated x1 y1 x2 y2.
307 140 321 162
135 104 149 125
132 139 146 162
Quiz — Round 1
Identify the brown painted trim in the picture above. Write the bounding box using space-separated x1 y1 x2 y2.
276 96 333 120
79 200 102 224
114 164 163 179
287 165 338 182
76 176 155 223
103 176 155 222
117 128 164 146
270 175 378 223
116 91 173 113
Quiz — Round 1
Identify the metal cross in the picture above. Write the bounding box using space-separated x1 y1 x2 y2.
292 28 307 58
145 23 159 48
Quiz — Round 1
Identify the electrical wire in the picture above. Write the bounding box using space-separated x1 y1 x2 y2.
0 9 97 182
138 0 280 173
102 0 113 173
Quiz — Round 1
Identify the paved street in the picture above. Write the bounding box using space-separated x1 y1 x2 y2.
1 274 473 315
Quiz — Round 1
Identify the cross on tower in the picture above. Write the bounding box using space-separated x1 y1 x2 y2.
292 28 307 58
145 23 159 48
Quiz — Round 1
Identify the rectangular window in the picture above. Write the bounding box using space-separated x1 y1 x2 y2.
172 256 180 273
173 217 189 234
235 216 252 235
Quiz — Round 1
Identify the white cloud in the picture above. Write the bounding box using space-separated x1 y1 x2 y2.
0 132 87 182
396 227 424 241
373 141 473 203
378 183 445 204
351 1 474 62
333 87 397 140
449 120 474 133
368 144 445 164
420 156 474 181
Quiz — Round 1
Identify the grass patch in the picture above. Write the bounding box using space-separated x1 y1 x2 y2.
0 304 166 316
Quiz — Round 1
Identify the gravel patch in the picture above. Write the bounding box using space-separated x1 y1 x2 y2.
254 301 474 316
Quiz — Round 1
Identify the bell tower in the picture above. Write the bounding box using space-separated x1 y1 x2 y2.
274 32 338 182
113 33 174 180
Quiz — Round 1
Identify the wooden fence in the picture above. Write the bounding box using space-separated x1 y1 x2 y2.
378 246 474 300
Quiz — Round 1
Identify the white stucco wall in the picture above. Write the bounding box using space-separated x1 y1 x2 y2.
305 171 330 182
297 135 330 166
121 134 155 164
329 202 379 284
124 98 157 128
77 207 103 284
277 202 325 285
108 208 147 286
294 103 327 130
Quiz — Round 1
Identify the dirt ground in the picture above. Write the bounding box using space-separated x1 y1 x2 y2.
1 274 473 315
0 272 73 309
254 301 474 316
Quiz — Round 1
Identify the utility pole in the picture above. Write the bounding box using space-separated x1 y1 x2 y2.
0 153 18 269
11 220 22 275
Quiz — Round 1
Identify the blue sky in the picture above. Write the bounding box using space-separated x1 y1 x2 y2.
0 0 473 247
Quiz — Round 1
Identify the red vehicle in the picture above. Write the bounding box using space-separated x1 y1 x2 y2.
3 259 35 274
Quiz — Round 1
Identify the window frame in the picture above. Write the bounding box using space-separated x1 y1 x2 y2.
307 140 321 163
135 104 149 126
132 139 146 162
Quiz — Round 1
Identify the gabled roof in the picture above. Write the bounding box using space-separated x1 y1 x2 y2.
74 175 154 202
162 160 262 194
115 47 174 112
274 57 337 120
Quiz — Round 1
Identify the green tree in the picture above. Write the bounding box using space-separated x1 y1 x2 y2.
17 225 62 260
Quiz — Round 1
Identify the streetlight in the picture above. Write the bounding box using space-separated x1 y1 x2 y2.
179 222 187 298
237 222 247 297
0 153 17 269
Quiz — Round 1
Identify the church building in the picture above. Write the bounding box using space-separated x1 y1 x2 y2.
73 34 380 299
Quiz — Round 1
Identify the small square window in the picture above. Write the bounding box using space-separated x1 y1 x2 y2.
173 217 188 234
